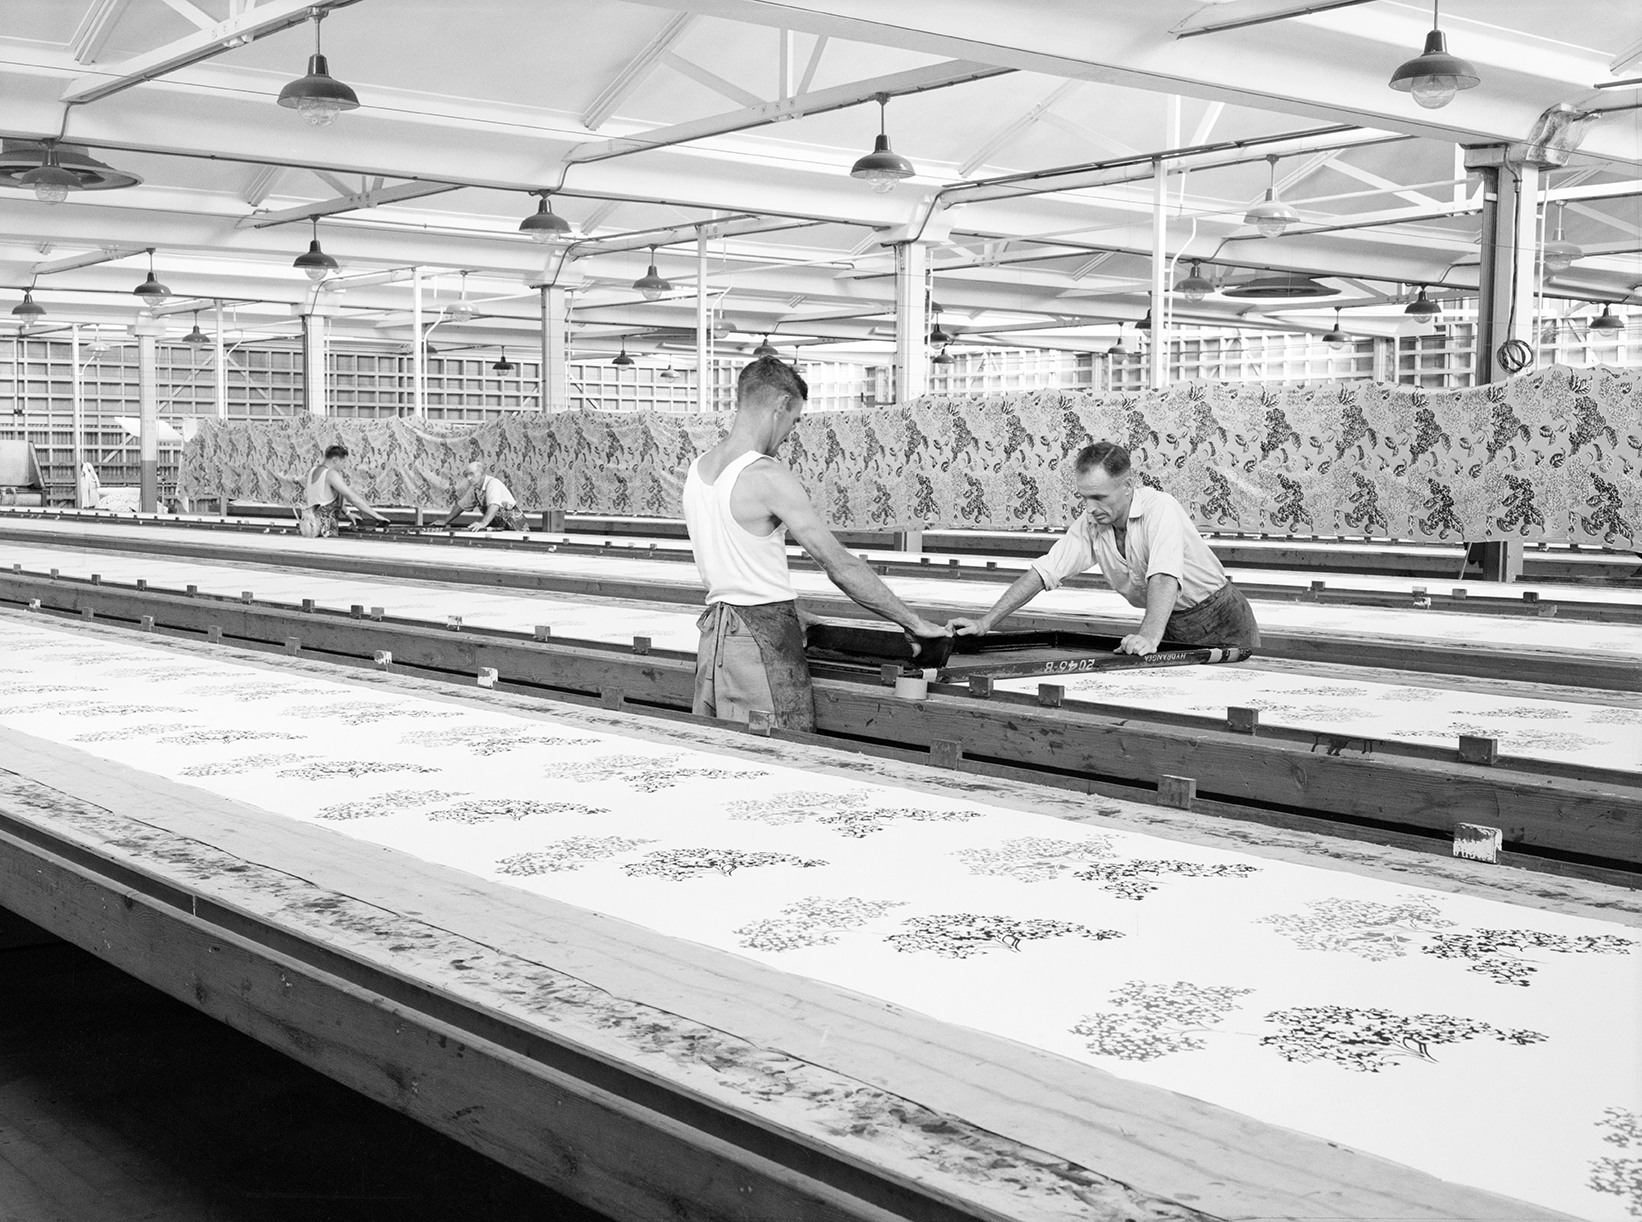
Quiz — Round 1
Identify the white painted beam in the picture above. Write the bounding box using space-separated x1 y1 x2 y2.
1170 0 1378 39
661 51 766 109
581 13 696 130
154 0 219 31
237 180 462 228
960 80 1084 177
69 0 135 65
567 59 1009 163
60 0 362 105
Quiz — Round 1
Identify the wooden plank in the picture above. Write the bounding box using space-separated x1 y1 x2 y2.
0 734 1591 1222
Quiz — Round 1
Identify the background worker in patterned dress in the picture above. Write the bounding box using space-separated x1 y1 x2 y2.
949 440 1260 654
682 357 950 731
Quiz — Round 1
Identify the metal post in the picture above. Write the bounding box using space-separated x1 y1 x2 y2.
410 265 425 418
696 227 710 412
893 241 927 404
70 325 84 507
1150 155 1168 390
137 328 158 513
213 301 226 419
302 312 327 416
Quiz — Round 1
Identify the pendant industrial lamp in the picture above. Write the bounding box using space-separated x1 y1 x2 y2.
17 141 80 205
86 332 111 359
1388 0 1479 110
752 335 779 358
927 305 952 346
519 192 572 244
1174 261 1214 302
1245 155 1300 238
293 217 338 281
1589 303 1625 334
446 271 475 323
611 339 635 366
492 348 516 373
277 10 360 127
11 288 44 321
132 248 170 304
1135 309 1153 333
1322 308 1351 350
183 311 210 345
850 93 915 194
931 346 955 366
1542 203 1582 274
659 364 679 381
633 247 671 300
1404 285 1441 317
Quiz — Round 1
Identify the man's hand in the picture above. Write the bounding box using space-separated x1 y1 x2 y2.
464 521 484 532
1115 633 1159 656
947 616 991 637
905 616 952 657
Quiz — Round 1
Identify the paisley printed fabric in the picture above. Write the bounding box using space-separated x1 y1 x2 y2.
179 365 1640 546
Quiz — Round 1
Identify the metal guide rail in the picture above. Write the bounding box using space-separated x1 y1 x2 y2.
804 622 1251 682
1 565 1638 878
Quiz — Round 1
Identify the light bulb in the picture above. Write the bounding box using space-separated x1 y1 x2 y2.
302 264 329 282
1327 335 1349 351
641 285 663 301
446 300 475 323
863 170 901 194
34 182 69 205
1183 285 1206 303
1542 242 1581 274
1408 75 1459 110
296 96 342 127
1255 216 1291 239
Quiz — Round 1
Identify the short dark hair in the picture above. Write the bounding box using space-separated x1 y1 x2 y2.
1074 441 1130 477
323 444 349 460
736 356 808 409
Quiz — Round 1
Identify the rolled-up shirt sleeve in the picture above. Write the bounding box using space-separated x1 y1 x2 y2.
1030 522 1096 591
1144 505 1186 582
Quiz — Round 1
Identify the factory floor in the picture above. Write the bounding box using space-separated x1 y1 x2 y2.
0 910 610 1222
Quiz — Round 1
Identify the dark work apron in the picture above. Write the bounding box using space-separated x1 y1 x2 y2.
1164 581 1261 650
695 600 817 732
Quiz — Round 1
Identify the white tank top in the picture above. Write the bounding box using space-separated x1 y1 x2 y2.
682 451 795 605
302 465 335 507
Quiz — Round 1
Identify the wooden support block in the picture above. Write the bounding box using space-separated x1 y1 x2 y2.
140 615 155 632
919 556 931 565
373 650 392 669
1536 605 1557 618
542 509 565 532
533 625 551 641
49 568 58 580
283 636 301 655
1309 579 1326 592
26 599 40 611
80 608 94 620
186 584 198 597
446 615 463 631
135 578 147 590
600 686 625 710
240 590 254 603
301 598 315 613
1227 706 1260 734
476 667 499 688
1457 735 1498 766
1451 587 1467 598
1522 590 1539 602
1157 775 1197 810
929 739 963 769
369 606 384 620
207 626 222 643
1453 822 1503 864
985 560 997 569
747 709 774 737
350 604 364 619
1037 683 1064 708
632 636 652 655
968 675 994 699
878 663 900 687
10 563 19 573
90 573 100 584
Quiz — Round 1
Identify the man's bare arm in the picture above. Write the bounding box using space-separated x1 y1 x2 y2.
754 464 947 637
1116 573 1179 655
949 568 1045 636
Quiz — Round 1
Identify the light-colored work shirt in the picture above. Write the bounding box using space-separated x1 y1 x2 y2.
1031 485 1228 610
469 475 516 509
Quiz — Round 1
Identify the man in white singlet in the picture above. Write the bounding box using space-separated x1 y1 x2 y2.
682 358 949 732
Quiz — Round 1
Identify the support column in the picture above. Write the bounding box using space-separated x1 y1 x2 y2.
135 321 160 513
1463 144 1537 582
213 301 226 419
1150 155 1168 391
696 227 711 413
410 265 425 419
302 313 327 417
70 325 85 508
539 285 569 412
893 241 927 405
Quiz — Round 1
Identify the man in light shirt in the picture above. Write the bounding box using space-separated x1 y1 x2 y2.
949 440 1260 654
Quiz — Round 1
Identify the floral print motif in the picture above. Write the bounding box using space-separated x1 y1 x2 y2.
1422 929 1634 986
728 790 983 837
1072 981 1252 1060
317 789 468 821
622 847 828 880
497 836 658 875
735 896 908 952
180 365 1641 544
1259 896 1454 960
541 752 768 793
1073 859 1260 900
425 799 607 824
179 752 314 777
885 914 1121 959
1259 1006 1546 1072
1591 1108 1642 1218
